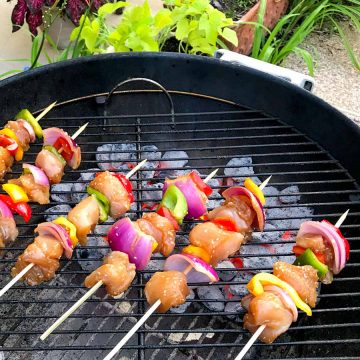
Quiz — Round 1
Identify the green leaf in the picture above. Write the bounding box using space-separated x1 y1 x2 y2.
293 47 315 76
221 27 238 46
31 35 41 65
82 27 98 52
155 9 173 29
98 1 129 16
0 69 23 79
251 0 267 58
175 18 190 40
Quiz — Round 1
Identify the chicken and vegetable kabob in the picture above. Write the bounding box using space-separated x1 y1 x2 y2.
40 173 269 344
0 112 86 252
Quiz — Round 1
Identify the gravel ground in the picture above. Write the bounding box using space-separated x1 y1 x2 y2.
283 23 360 125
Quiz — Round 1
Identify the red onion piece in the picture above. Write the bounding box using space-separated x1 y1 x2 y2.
43 127 81 169
163 175 207 219
241 293 253 311
222 186 265 231
107 218 154 270
264 285 298 322
23 163 50 187
297 221 345 274
35 222 73 259
164 253 219 286
17 119 36 142
0 199 14 218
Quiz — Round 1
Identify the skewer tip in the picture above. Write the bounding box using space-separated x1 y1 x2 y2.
35 101 57 122
334 209 350 228
204 168 219 183
125 159 147 179
71 122 89 140
259 175 272 190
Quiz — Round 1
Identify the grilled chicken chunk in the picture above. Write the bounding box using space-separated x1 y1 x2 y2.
208 196 256 233
141 212 176 256
11 236 63 286
189 222 245 266
242 291 293 344
5 120 31 151
68 196 100 245
145 271 190 313
89 171 130 218
0 217 19 249
0 147 14 179
35 149 65 184
296 233 326 253
85 251 136 297
9 174 50 204
273 261 318 308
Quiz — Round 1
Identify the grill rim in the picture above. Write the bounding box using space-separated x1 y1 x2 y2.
0 52 359 181
0 58 359 359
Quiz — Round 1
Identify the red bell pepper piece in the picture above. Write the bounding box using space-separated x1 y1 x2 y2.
0 194 32 222
292 245 326 264
190 171 212 196
53 137 73 162
157 206 180 231
212 217 237 232
0 134 19 156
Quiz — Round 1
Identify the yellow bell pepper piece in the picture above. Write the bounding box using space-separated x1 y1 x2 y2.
53 217 79 248
244 177 266 205
0 129 24 161
2 183 29 203
151 239 158 252
182 245 211 263
247 273 312 316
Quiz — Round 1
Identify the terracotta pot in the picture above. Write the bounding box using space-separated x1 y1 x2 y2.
231 0 289 55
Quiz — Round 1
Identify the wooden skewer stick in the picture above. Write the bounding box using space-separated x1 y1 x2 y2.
103 176 272 360
0 263 34 298
234 209 350 360
204 168 219 183
39 160 148 340
40 167 213 340
71 122 89 140
259 176 271 191
35 101 57 122
0 156 147 300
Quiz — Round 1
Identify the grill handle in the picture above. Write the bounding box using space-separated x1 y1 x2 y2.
104 77 175 126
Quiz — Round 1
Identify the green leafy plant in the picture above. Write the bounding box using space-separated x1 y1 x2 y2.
69 0 238 56
247 0 360 74
165 0 238 55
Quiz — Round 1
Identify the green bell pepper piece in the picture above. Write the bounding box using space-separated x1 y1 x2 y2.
160 185 188 224
87 186 110 223
43 145 66 166
294 248 329 279
16 109 43 139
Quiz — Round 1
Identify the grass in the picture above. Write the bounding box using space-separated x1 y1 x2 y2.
246 0 360 75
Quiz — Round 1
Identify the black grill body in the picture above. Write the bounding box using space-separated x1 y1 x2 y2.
0 53 359 360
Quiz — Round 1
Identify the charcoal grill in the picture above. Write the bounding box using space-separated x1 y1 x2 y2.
0 53 359 360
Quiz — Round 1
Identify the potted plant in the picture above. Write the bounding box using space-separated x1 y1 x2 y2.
10 0 108 48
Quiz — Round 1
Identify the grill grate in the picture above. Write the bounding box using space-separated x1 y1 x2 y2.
0 89 359 360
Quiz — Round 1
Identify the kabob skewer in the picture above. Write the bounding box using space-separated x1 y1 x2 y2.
100 176 271 360
235 209 350 360
0 159 147 298
0 122 88 255
0 102 56 180
40 169 220 340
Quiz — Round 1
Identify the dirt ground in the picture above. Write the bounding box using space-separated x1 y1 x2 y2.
283 23 360 125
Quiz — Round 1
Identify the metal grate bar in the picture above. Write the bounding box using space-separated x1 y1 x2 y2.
1 95 359 359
